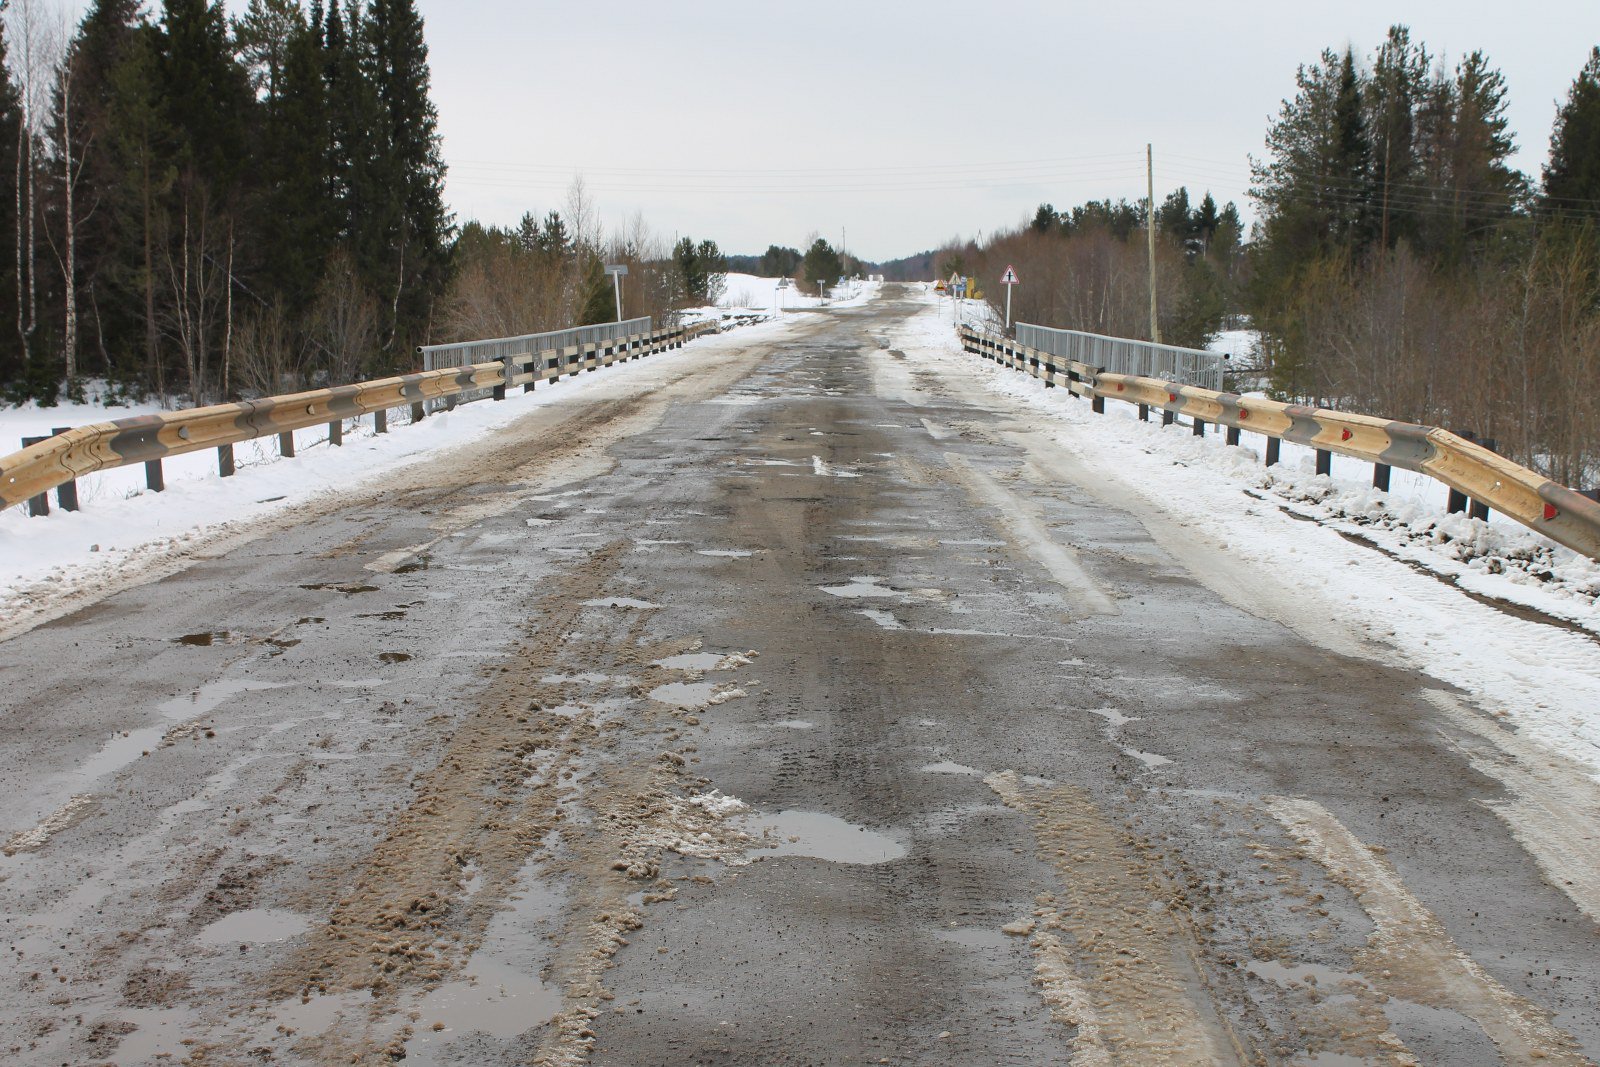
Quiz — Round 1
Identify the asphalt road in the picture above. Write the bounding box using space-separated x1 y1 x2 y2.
2 287 1597 1066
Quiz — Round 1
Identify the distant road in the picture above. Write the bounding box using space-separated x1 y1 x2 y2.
1 286 1596 1066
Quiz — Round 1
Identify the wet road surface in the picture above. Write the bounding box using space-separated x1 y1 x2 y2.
2 288 1598 1066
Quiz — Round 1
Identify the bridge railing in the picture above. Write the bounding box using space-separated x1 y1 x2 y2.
959 323 1600 562
0 320 718 516
1015 321 1226 391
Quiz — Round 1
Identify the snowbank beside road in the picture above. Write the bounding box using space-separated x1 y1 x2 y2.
889 291 1600 777
0 314 809 633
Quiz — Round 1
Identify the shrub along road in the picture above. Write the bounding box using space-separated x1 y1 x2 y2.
1 287 1596 1065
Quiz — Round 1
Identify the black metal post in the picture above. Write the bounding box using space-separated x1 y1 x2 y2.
1316 449 1332 476
375 408 388 433
218 444 235 477
411 402 426 423
1226 426 1241 446
1138 403 1149 422
50 427 78 511
279 431 295 458
1266 437 1281 467
1091 396 1105 414
1161 409 1175 427
329 419 343 446
1447 488 1468 514
1373 463 1391 491
145 459 164 493
1193 419 1206 437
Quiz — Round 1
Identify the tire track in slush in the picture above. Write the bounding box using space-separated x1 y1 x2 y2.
985 770 1245 1065
1265 795 1589 1065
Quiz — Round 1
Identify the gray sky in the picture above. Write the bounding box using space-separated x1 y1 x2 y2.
53 2 1600 261
424 1 1596 261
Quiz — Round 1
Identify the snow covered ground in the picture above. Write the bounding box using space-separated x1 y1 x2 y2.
681 274 881 330
888 289 1600 778
0 309 837 627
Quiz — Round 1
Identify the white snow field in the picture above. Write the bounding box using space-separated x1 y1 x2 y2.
888 289 1600 777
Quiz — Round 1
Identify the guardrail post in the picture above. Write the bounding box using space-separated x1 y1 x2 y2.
375 408 388 434
218 443 235 478
329 419 343 446
1138 403 1149 422
493 382 506 401
1193 419 1206 437
1226 426 1241 446
21 436 48 515
1161 409 1175 427
50 427 79 511
1373 463 1390 491
411 401 426 424
1091 396 1105 414
1316 449 1331 476
1448 488 1469 514
1470 439 1497 521
1266 438 1281 467
279 431 295 458
145 459 164 493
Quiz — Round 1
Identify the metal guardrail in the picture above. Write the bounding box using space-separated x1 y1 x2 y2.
1 321 716 515
959 324 1600 562
1015 322 1226 390
419 319 653 407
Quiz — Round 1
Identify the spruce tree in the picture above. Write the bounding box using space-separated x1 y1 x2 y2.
364 0 450 358
576 255 613 325
0 19 22 390
1544 47 1600 214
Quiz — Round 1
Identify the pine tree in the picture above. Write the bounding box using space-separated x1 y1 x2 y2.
801 238 841 291
576 254 612 325
1367 26 1426 248
0 18 22 390
1544 47 1600 214
363 0 450 358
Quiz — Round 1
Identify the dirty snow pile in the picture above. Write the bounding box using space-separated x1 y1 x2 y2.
889 291 1600 776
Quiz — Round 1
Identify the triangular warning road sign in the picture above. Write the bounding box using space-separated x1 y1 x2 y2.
1000 265 1019 285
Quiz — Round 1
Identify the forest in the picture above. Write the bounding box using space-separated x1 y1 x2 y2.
0 0 744 410
962 28 1600 485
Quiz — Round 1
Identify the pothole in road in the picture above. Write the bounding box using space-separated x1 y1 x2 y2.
648 682 745 709
581 597 659 610
857 608 904 630
173 631 231 646
741 811 908 865
195 908 310 946
405 957 562 1058
820 576 903 599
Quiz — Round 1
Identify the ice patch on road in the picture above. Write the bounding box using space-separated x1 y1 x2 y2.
648 682 745 709
921 761 982 776
697 549 756 558
812 455 861 478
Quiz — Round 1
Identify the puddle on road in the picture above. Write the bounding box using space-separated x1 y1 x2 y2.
174 631 230 646
743 810 908 865
113 1006 199 1062
767 719 815 730
356 609 409 621
407 957 562 1051
820 576 902 599
581 597 658 610
300 582 379 594
921 761 981 776
655 652 725 671
261 989 375 1042
378 652 413 664
697 549 756 558
649 682 742 709
196 908 310 946
857 608 903 630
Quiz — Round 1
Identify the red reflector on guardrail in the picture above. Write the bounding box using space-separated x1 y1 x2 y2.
1341 429 1353 441
1239 410 1249 420
1545 504 1559 521
1117 384 1125 392
1168 393 1177 403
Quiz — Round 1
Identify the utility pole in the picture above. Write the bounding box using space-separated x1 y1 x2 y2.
1147 144 1160 344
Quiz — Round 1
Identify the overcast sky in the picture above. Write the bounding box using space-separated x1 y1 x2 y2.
54 2 1600 262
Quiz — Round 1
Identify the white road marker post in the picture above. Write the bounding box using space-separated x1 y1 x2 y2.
605 264 629 322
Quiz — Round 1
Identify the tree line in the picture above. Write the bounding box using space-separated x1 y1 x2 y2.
958 27 1600 486
0 0 452 406
956 188 1244 350
1251 27 1600 485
